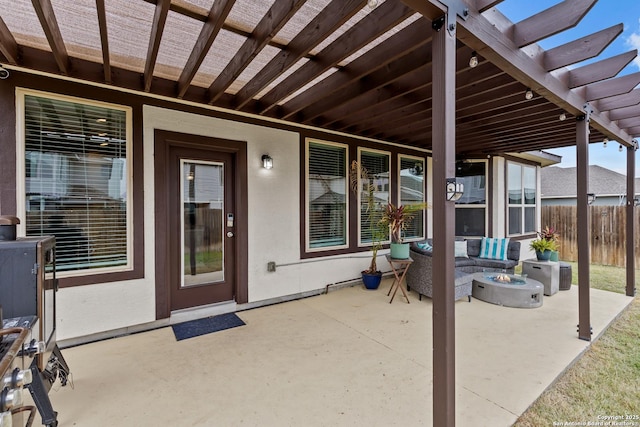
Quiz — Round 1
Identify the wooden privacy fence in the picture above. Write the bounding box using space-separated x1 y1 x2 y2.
542 205 640 267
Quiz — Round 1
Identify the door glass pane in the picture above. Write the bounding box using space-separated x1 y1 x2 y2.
181 160 224 288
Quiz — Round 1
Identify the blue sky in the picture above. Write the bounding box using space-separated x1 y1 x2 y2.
496 0 640 176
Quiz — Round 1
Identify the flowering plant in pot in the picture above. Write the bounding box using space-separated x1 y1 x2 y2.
538 225 560 261
379 202 428 259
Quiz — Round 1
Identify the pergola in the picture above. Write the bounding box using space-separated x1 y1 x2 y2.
0 0 637 425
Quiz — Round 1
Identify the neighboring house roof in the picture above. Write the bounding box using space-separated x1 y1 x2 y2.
541 165 640 198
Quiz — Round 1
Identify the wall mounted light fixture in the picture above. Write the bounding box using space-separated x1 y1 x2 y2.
525 88 534 100
446 178 464 201
262 154 273 169
587 193 596 205
469 51 478 68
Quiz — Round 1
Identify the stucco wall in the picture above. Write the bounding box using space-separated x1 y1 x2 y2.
56 105 385 341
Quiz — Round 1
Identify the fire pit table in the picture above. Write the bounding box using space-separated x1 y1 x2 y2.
471 272 543 308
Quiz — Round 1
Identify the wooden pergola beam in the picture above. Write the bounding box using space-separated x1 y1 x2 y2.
177 0 236 99
569 50 637 88
617 117 640 129
0 16 19 65
475 0 504 13
585 72 640 101
232 0 368 109
31 0 70 74
207 0 306 104
608 104 640 121
143 0 171 92
543 24 623 71
279 19 432 120
446 0 633 145
257 1 415 114
596 88 640 112
95 0 111 83
511 0 597 48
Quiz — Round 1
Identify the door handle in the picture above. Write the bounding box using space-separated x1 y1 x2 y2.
227 231 234 238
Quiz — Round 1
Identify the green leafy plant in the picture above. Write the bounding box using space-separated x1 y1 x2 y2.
529 238 557 252
379 202 428 243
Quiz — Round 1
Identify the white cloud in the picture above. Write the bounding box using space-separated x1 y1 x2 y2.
626 20 640 70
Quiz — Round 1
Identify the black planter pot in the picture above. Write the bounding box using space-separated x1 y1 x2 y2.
361 271 382 290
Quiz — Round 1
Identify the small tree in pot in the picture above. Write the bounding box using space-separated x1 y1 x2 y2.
349 161 386 288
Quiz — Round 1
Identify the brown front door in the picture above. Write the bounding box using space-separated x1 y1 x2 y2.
155 130 248 319
167 146 235 310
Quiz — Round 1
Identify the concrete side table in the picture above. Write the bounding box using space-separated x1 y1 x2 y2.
522 259 560 296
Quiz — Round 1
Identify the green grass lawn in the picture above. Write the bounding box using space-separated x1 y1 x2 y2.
513 263 640 426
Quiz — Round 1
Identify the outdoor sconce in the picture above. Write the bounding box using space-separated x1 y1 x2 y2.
587 193 596 205
469 51 478 68
446 178 464 201
262 154 273 170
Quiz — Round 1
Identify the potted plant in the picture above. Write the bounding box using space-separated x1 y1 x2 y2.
538 225 560 261
380 202 428 259
349 161 386 289
529 237 557 261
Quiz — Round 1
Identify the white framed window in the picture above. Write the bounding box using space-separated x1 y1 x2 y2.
306 139 349 251
507 162 537 236
17 89 133 276
398 155 425 241
455 160 487 237
358 148 391 246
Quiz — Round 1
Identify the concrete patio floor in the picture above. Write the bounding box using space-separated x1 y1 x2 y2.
40 279 633 426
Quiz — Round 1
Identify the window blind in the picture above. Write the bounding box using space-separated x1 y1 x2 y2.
24 94 130 273
308 142 347 249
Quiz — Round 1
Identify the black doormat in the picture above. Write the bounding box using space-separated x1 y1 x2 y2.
172 313 245 341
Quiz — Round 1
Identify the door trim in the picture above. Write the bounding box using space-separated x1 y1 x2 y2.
154 130 248 319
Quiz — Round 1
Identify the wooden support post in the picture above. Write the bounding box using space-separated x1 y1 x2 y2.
626 145 636 297
431 11 457 427
576 116 591 341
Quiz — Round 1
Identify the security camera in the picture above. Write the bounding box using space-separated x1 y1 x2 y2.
0 67 9 79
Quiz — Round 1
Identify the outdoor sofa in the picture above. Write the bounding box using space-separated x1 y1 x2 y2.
405 238 521 301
